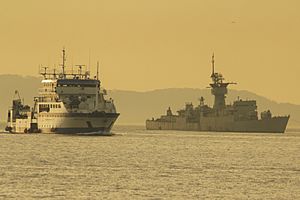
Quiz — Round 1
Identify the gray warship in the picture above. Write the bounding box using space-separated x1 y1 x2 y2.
146 55 290 133
5 49 119 134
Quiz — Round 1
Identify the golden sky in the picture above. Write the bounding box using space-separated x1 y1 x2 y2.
0 0 299 104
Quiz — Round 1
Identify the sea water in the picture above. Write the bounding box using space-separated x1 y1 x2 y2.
0 125 299 199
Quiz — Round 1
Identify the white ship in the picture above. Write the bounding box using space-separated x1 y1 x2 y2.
5 49 119 135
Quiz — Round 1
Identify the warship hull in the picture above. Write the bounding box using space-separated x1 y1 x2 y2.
146 116 290 133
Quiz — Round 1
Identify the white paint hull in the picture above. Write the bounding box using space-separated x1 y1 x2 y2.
38 112 119 134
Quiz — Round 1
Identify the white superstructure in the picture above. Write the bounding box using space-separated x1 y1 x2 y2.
6 49 119 134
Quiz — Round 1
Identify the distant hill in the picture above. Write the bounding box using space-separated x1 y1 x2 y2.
1 75 300 128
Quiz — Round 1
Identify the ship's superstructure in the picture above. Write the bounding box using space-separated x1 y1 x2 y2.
146 55 290 133
6 49 119 134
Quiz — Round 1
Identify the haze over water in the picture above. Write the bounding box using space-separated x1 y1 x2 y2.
1 0 300 104
0 126 299 199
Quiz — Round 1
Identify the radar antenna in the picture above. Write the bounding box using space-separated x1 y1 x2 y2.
75 65 86 79
40 66 49 79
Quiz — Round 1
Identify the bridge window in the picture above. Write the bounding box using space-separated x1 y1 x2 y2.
39 104 50 113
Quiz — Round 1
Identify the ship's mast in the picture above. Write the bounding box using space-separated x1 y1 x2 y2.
211 53 215 77
209 54 236 110
95 61 100 110
89 49 91 73
96 61 99 80
38 49 93 80
53 68 57 79
61 48 66 78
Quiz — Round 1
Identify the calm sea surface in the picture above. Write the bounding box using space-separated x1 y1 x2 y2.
0 125 299 199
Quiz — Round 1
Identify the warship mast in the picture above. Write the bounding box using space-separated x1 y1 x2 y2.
209 54 236 110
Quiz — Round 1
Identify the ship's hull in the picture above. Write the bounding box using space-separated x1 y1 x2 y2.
7 112 119 135
38 112 119 135
146 116 290 133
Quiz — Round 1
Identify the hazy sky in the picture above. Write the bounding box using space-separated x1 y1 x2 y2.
0 0 299 104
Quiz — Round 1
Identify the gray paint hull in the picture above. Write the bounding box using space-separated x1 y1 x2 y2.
146 116 290 133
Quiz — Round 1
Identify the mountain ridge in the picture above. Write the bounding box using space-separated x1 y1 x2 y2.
0 75 299 128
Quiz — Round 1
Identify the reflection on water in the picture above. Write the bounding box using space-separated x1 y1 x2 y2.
0 125 299 199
